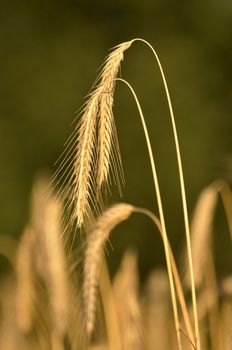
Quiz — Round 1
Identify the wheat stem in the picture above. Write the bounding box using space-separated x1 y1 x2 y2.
130 38 201 349
133 206 196 348
116 78 182 350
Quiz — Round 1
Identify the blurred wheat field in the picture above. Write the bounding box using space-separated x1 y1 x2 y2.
0 39 232 350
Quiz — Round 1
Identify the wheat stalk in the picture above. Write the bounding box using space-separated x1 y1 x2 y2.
116 78 184 349
133 206 195 348
129 37 200 349
83 203 134 336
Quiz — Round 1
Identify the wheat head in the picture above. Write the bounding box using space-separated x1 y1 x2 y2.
41 195 69 336
16 226 36 333
113 250 142 350
54 41 132 229
30 176 69 337
187 184 218 288
83 203 134 336
143 269 170 350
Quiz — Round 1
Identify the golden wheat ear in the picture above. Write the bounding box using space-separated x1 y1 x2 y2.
143 269 171 350
30 176 70 337
16 226 37 333
184 180 232 289
83 203 134 336
53 41 132 229
184 183 218 288
113 250 142 350
96 41 132 191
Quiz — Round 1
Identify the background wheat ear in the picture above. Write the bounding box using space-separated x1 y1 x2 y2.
183 183 218 288
53 41 132 230
143 269 171 350
16 226 37 334
30 175 70 338
113 249 142 350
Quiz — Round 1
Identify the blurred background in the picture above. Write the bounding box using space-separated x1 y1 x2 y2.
0 0 231 278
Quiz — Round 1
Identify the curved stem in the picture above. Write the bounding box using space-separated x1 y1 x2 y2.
133 207 196 349
130 38 200 349
116 78 182 350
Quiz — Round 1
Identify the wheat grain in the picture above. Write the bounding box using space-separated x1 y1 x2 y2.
83 203 134 336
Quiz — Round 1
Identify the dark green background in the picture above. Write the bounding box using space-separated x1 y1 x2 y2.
0 0 231 277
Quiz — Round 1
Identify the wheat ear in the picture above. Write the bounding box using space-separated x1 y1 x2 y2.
97 42 132 189
72 95 100 227
31 176 69 336
83 202 186 346
41 195 69 336
83 203 134 336
53 41 132 228
185 180 231 288
113 250 142 350
16 226 36 333
143 269 171 350
187 183 218 288
98 257 122 350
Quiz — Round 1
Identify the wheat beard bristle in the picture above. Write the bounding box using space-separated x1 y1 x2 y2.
83 203 134 336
